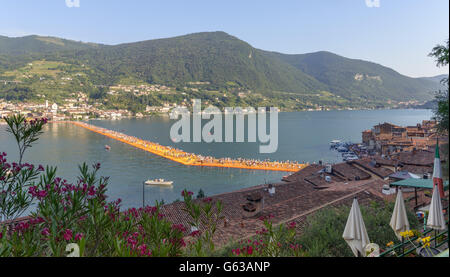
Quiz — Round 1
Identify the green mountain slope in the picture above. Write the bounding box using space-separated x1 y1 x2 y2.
0 31 443 104
68 31 326 93
266 51 441 101
418 74 448 90
0 35 100 56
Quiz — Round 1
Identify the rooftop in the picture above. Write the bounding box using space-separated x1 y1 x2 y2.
161 178 386 246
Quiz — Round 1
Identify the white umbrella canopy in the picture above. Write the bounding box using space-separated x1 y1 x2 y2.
343 198 370 257
426 187 446 230
389 189 410 240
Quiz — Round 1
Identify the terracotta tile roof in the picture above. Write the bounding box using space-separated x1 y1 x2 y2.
283 162 375 187
282 164 324 182
304 174 344 187
390 150 436 166
290 190 384 235
160 177 390 246
370 155 397 166
398 164 433 175
332 162 371 181
351 158 394 178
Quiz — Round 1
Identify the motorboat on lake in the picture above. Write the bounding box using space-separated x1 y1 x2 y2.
145 179 174 187
343 155 359 161
336 146 349 152
330 140 342 148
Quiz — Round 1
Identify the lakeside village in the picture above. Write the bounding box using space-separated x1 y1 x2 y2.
0 80 425 123
0 89 261 122
0 89 168 122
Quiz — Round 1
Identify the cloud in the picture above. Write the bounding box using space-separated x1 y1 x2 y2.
365 0 380 8
65 0 80 8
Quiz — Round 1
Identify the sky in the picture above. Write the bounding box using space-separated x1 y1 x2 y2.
0 0 448 77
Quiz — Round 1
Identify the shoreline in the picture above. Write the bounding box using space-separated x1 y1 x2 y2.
46 107 433 122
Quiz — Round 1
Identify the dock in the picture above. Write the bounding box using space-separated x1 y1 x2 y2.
67 121 308 172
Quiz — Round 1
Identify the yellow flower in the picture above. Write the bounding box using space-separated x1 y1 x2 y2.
400 230 414 238
386 241 394 247
419 236 431 247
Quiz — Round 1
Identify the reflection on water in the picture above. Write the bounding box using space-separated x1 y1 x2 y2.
0 109 432 209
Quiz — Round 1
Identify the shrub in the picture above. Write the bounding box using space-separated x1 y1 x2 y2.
0 115 187 257
181 190 223 256
224 215 307 257
296 201 420 257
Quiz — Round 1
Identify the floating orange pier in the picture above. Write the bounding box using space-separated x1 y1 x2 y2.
67 121 308 172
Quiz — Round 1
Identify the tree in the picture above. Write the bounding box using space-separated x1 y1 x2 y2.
4 115 48 164
1 115 48 222
429 40 449 133
196 189 205 199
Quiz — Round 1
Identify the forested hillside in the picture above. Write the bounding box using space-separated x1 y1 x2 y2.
0 31 443 107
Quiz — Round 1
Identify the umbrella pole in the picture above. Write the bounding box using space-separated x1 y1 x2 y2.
401 236 404 256
415 188 417 207
434 230 437 248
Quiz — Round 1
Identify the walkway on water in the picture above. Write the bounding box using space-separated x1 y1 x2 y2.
64 121 308 173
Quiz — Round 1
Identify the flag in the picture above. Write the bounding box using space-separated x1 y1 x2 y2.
432 139 444 198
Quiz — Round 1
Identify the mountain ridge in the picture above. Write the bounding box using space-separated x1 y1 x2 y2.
0 31 444 103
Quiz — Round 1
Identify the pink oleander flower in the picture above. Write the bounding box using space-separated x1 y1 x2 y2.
256 227 268 235
63 229 73 241
75 233 84 241
181 190 194 197
287 221 296 230
41 228 50 237
202 197 212 203
28 186 37 196
93 163 101 170
190 230 201 237
31 217 44 224
37 190 48 199
88 186 96 196
14 221 30 233
137 244 149 256
172 224 187 233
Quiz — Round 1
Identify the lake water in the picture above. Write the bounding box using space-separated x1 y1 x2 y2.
0 109 433 209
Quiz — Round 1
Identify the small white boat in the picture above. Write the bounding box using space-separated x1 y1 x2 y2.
344 155 359 161
330 140 342 148
145 179 174 186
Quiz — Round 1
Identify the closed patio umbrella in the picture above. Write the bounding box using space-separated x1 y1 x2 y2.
426 187 446 230
343 198 370 257
390 188 410 240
